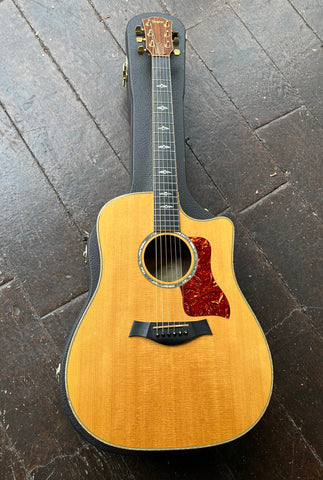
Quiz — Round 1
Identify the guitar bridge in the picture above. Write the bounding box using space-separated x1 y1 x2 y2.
129 319 212 346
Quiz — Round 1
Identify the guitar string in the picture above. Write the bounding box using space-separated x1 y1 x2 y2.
160 54 183 333
164 56 173 335
151 37 165 334
152 38 185 335
155 55 167 333
162 55 173 333
159 54 182 334
152 52 161 333
167 53 185 335
159 55 169 334
163 55 180 334
162 56 171 334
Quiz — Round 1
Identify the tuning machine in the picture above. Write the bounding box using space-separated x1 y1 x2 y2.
137 45 146 55
135 25 144 35
135 23 146 54
172 31 179 45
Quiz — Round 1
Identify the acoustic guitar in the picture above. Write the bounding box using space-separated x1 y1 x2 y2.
60 15 273 452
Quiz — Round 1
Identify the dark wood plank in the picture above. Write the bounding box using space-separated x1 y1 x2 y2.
226 212 300 334
1 1 129 231
161 0 220 28
239 184 322 314
268 310 323 458
218 395 323 479
15 0 130 168
229 0 323 125
0 426 27 480
0 107 87 316
42 293 87 353
290 0 323 39
257 106 323 217
0 254 14 287
184 145 228 214
184 44 286 211
30 445 234 480
124 450 234 480
0 279 81 472
185 1 301 128
305 305 323 338
91 0 164 50
30 445 137 480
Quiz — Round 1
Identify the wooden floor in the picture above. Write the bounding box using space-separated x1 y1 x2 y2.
0 1 322 479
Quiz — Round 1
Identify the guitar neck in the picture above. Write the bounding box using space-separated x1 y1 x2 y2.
152 56 180 233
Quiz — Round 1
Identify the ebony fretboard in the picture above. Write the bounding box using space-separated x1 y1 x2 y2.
152 56 180 233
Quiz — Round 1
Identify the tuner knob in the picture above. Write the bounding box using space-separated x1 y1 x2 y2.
137 45 145 55
173 48 181 56
173 37 179 46
135 25 143 35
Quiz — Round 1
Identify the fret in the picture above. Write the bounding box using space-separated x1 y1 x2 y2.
154 219 181 224
154 200 179 206
154 214 180 218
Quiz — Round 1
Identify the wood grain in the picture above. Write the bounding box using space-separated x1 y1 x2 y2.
65 193 272 450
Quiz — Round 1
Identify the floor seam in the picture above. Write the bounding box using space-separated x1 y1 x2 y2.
227 1 301 94
238 182 289 214
0 101 83 237
286 0 323 44
255 105 304 131
11 0 130 176
41 291 88 320
277 397 323 467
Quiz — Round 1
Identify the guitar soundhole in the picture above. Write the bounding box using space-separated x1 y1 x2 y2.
139 233 198 287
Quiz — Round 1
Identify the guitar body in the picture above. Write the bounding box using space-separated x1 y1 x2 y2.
62 192 272 451
60 13 273 451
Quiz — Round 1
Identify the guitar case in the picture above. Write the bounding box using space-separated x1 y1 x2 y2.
60 12 213 451
87 12 213 295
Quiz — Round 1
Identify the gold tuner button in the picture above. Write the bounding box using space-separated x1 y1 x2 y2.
135 25 143 35
122 60 128 86
137 45 145 55
173 37 179 46
173 48 181 56
83 244 88 264
136 37 143 43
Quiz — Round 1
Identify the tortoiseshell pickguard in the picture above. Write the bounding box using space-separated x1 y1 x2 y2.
180 236 230 318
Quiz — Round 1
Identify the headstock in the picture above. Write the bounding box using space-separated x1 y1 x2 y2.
136 17 180 57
